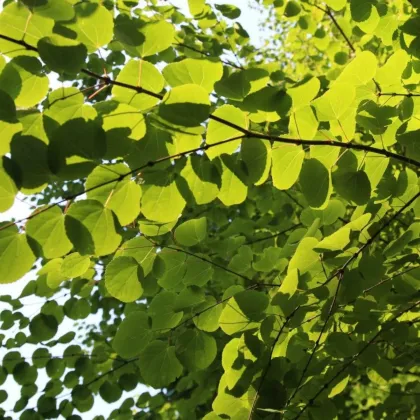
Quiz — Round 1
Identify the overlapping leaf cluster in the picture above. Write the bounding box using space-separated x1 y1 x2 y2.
0 0 419 419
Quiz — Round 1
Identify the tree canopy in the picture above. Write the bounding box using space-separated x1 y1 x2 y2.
0 0 419 419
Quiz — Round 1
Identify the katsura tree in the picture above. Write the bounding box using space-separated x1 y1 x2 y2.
0 0 419 418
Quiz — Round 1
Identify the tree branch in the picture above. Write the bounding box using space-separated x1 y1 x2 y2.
293 298 420 419
1 34 419 169
248 305 302 419
321 191 420 287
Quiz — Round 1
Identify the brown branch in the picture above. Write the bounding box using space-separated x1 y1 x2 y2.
378 92 420 98
286 272 344 406
143 236 252 282
321 191 420 287
174 42 244 70
324 6 356 54
362 265 419 295
293 298 420 419
1 34 419 169
303 1 355 54
165 283 260 334
0 135 247 232
244 224 302 245
248 305 302 419
288 192 420 403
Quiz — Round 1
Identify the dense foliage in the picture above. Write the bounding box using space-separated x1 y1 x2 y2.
0 0 419 418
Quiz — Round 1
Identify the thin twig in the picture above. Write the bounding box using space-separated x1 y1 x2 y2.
249 305 302 419
293 299 420 419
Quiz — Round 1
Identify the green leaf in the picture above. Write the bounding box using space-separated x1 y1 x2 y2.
38 36 87 74
254 247 286 272
176 330 217 371
44 87 95 126
219 290 268 335
26 206 72 259
125 122 171 169
0 163 17 212
115 236 156 276
60 253 90 278
0 56 49 108
335 51 377 86
174 287 206 311
206 105 248 160
397 130 420 161
357 5 380 33
149 291 183 331
288 237 320 275
214 70 251 100
180 155 220 205
314 228 351 252
116 18 175 58
1 0 419 415
13 362 38 386
217 155 248 206
139 219 177 237
0 2 54 51
272 144 304 190
333 170 371 205
214 4 241 19
105 256 143 303
38 258 66 289
325 0 346 11
299 158 332 209
49 119 106 174
138 341 183 387
65 3 114 52
183 258 214 287
159 84 210 127
85 164 142 226
112 59 164 111
189 0 206 15
289 105 319 139
155 251 187 290
0 90 22 157
325 332 358 358
29 314 58 342
0 89 17 123
314 84 355 121
288 77 320 109
163 59 223 92
65 200 122 256
284 1 301 17
10 134 51 190
99 101 146 144
328 375 349 398
350 0 375 22
113 311 151 359
175 217 207 247
141 178 186 223
21 0 75 21
279 268 299 297
193 296 223 332
177 330 217 371
241 138 271 185
0 224 36 284
213 374 247 416
99 381 122 404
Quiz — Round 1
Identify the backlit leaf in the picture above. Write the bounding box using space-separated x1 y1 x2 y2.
175 217 207 246
105 256 143 303
65 200 121 256
138 341 183 388
0 224 36 284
